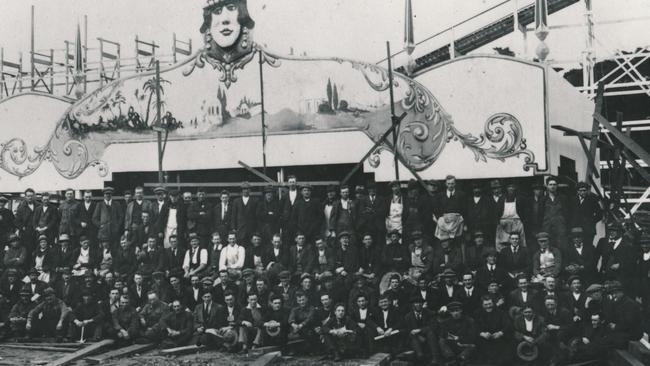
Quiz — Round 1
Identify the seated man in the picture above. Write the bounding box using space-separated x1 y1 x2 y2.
112 295 140 345
183 233 209 279
603 281 643 349
531 232 562 283
474 295 511 366
193 291 225 348
9 289 34 339
350 293 376 357
288 291 316 352
68 290 103 341
404 295 440 365
159 300 194 348
26 288 71 340
570 312 609 362
139 290 170 343
239 292 265 352
370 294 402 357
218 231 245 276
322 303 359 361
513 304 548 364
0 292 12 340
438 301 476 365
262 295 289 351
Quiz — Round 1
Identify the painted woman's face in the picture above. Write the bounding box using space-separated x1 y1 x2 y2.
211 3 241 48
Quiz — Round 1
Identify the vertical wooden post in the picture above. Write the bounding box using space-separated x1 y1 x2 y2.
386 42 400 182
0 47 4 99
49 49 54 93
156 61 163 184
30 5 34 91
259 51 267 175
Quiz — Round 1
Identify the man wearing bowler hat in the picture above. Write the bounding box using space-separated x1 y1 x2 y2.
596 223 636 294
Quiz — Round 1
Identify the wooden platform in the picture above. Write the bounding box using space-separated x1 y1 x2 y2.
45 339 114 366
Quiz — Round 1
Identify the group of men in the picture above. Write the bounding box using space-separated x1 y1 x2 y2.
0 174 648 366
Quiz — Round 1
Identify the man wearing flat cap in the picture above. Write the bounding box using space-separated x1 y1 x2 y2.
26 287 71 339
531 232 563 281
124 186 153 239
438 301 476 364
231 182 258 247
569 181 602 246
93 187 124 247
603 281 643 349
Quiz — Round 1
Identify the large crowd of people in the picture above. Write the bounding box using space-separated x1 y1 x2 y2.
0 174 647 366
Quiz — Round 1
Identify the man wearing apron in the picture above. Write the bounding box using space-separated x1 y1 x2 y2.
385 181 404 240
495 182 526 252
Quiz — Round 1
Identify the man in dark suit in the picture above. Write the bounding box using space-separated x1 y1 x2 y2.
474 295 511 366
150 186 168 239
53 267 76 306
604 281 643 349
92 187 124 248
128 273 148 311
187 188 213 246
569 182 602 246
596 223 636 294
14 188 39 253
542 177 570 249
475 247 508 292
257 185 281 245
349 292 377 357
79 191 96 243
230 182 258 248
465 183 491 243
164 235 185 277
498 232 530 288
329 185 357 240
371 294 402 357
280 175 300 246
436 269 462 312
266 234 289 277
124 186 153 238
290 184 322 244
358 182 386 245
508 274 540 317
58 188 82 247
459 272 482 315
404 295 440 364
563 227 599 285
288 233 315 278
192 291 225 348
33 192 58 244
213 190 232 244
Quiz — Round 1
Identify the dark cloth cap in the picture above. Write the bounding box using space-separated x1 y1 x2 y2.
337 231 351 239
153 186 167 193
576 182 589 190
535 232 550 240
278 271 291 280
447 301 463 311
570 227 583 237
102 187 115 194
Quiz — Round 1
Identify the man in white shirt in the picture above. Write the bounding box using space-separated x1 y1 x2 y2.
219 232 245 275
183 233 208 278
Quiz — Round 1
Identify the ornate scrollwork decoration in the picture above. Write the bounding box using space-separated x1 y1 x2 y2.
448 112 535 169
0 138 48 177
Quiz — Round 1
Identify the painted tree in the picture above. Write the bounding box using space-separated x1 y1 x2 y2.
332 83 339 110
326 78 333 110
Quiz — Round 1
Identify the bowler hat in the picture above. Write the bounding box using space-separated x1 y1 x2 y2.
169 189 180 197
517 341 539 362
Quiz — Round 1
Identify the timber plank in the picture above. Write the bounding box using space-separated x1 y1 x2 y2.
249 351 281 366
45 339 114 366
85 343 155 364
159 344 206 356
0 344 76 352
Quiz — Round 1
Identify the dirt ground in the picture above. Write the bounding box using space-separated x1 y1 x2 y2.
0 346 376 366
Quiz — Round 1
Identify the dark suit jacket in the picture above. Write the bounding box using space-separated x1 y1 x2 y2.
187 200 213 236
436 284 462 310
465 195 491 233
513 315 547 343
92 200 124 241
33 205 58 239
371 307 402 331
71 246 100 270
569 194 602 235
459 287 483 315
193 302 225 329
14 201 39 232
288 245 316 275
124 200 153 231
596 237 636 280
128 285 149 309
563 244 598 283
79 201 97 238
333 245 359 274
53 279 77 306
291 198 323 241
164 247 185 274
230 197 258 243
212 201 232 240
498 245 531 275
475 264 509 291
256 198 281 239
434 190 467 217
508 288 540 313
403 308 435 331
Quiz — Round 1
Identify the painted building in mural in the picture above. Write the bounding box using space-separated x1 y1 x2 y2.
0 0 594 192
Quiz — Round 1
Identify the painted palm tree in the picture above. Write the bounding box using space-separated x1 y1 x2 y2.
142 76 170 126
110 90 127 117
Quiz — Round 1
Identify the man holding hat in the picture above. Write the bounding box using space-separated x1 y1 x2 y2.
569 181 602 246
531 232 562 282
93 187 124 247
333 231 359 283
512 304 547 364
231 182 258 247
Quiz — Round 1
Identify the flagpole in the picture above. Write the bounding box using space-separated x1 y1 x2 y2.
155 60 163 184
258 51 267 175
386 42 400 182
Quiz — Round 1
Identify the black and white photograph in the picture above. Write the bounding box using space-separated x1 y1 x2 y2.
0 0 648 365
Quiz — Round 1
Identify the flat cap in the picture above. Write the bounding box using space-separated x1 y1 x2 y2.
102 187 115 194
585 284 603 294
535 232 550 240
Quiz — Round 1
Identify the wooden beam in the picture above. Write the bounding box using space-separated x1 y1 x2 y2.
17 342 86 348
85 343 155 364
45 339 114 366
586 83 604 181
595 113 650 170
159 344 206 356
0 345 77 352
250 351 281 366
237 161 276 184
144 181 339 188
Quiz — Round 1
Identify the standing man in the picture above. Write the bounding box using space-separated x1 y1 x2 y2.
280 175 299 247
330 185 356 242
465 183 491 244
33 192 58 245
213 190 231 244
569 182 602 247
230 182 258 248
92 187 124 249
58 188 82 247
291 184 322 244
542 177 569 250
257 185 281 245
596 223 636 294
14 188 38 253
188 188 213 246
124 186 153 238
357 182 385 245
434 175 466 243
0 196 14 246
160 190 186 248
79 191 96 243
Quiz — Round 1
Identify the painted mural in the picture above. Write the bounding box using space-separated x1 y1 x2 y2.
0 0 535 179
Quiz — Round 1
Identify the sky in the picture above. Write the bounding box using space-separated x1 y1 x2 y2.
0 0 649 70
